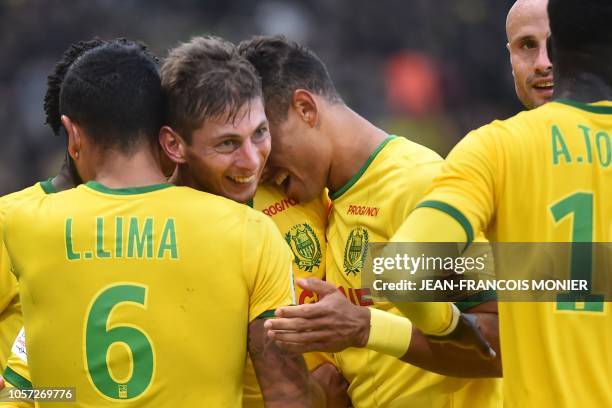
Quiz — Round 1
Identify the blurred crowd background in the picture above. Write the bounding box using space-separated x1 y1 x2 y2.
0 0 520 194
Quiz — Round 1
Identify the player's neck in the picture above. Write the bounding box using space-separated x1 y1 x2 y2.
554 67 612 103
171 165 196 189
51 157 80 192
93 146 167 189
326 105 389 195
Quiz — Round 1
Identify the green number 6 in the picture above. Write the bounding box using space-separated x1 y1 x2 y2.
85 284 154 400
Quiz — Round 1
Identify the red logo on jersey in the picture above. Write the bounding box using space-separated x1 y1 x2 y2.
337 286 374 306
262 197 299 216
299 289 319 304
347 205 379 217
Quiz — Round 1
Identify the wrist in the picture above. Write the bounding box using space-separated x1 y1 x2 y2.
364 308 413 358
355 306 371 348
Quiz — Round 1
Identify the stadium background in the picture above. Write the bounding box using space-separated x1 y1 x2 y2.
0 0 518 194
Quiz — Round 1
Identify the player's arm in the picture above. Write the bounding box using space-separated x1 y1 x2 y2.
244 212 318 408
0 329 34 408
265 279 495 361
388 127 501 346
397 301 501 377
248 319 323 407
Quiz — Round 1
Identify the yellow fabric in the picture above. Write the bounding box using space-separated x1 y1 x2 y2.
394 101 612 407
242 184 332 408
0 183 48 372
2 183 293 407
327 136 500 407
366 308 412 358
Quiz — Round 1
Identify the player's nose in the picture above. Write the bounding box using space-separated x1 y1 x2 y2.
534 44 552 75
236 140 262 172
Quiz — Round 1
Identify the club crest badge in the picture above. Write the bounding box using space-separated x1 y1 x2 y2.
343 227 369 275
285 223 322 272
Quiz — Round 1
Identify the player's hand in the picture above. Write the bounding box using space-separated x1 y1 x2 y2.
311 363 350 408
264 278 370 353
427 313 496 360
0 375 4 390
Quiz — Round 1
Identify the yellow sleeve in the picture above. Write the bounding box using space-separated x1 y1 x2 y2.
387 130 500 335
412 128 500 243
0 221 22 371
0 221 18 313
243 211 294 322
0 346 34 408
0 384 34 408
2 328 31 390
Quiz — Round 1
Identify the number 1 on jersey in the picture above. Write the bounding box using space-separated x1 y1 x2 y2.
550 192 604 312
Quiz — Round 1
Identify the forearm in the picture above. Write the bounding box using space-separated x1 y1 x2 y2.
399 311 501 377
249 319 314 408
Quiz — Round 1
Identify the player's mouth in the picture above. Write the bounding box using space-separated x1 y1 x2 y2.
532 80 554 94
274 170 290 191
227 174 256 185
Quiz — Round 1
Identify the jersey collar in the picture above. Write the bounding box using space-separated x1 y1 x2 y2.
329 135 396 200
85 181 173 195
556 99 612 114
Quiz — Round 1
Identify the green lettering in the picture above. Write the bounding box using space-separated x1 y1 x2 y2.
157 219 178 259
127 217 153 259
115 217 123 258
552 125 572 165
65 218 80 260
96 217 111 258
578 125 593 163
596 131 611 167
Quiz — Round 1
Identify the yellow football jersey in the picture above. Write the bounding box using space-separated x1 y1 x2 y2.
395 100 612 407
0 180 56 371
243 183 331 408
327 135 500 407
2 181 293 408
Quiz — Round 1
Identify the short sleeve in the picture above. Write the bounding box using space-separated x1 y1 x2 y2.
3 327 32 389
242 211 294 322
416 126 501 244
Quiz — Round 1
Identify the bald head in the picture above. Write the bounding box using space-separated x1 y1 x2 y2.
506 0 553 109
506 0 548 40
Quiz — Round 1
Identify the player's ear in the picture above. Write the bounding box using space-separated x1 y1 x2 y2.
159 125 187 164
291 89 319 128
62 115 82 161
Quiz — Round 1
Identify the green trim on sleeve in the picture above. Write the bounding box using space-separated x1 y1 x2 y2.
556 99 612 114
415 200 474 245
455 290 497 312
39 178 58 194
329 135 396 200
256 310 277 320
3 366 33 389
85 181 173 195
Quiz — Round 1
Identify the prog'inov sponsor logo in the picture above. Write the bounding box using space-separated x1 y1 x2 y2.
346 204 379 217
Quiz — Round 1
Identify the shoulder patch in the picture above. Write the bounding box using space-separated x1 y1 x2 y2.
11 327 27 363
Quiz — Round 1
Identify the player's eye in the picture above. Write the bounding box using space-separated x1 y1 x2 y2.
520 39 537 50
253 126 269 142
215 139 239 153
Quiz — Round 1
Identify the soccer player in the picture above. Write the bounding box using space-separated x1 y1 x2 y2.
506 0 553 109
2 40 311 407
239 36 501 407
158 35 332 407
0 39 108 375
390 0 612 405
2 36 334 407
